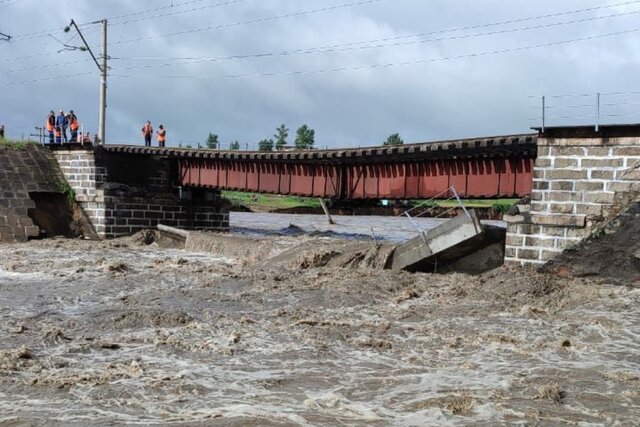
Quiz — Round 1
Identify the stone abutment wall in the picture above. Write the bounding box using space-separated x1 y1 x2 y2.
505 130 640 265
52 147 230 239
0 144 64 242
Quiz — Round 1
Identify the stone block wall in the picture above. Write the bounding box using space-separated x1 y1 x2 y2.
0 144 64 242
505 132 640 265
53 149 107 236
104 198 229 238
52 147 229 239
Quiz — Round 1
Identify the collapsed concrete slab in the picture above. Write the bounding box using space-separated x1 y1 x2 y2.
387 210 504 273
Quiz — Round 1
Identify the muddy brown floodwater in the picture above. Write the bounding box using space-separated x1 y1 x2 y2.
0 231 639 426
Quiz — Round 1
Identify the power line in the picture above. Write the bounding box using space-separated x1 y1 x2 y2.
7 22 100 43
0 58 91 74
108 25 640 81
100 0 640 46
104 0 252 26
0 50 64 63
1 0 380 47
2 0 638 52
88 0 244 24
109 0 389 45
3 71 93 86
2 0 295 44
109 8 640 72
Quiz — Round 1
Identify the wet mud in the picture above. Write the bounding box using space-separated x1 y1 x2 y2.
0 233 639 426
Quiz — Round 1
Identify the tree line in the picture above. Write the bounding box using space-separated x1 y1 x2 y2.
203 125 405 151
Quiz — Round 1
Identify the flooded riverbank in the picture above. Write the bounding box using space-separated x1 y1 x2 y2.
0 228 638 426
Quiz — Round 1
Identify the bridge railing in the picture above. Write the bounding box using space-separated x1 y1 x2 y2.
39 122 92 144
531 90 640 131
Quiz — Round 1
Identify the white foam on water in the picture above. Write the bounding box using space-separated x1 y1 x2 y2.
1 240 639 425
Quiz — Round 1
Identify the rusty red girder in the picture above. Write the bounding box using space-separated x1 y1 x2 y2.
104 133 537 199
176 157 533 199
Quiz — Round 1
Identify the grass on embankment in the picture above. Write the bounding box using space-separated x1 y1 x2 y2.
0 138 38 149
223 191 322 211
414 198 519 213
224 190 518 213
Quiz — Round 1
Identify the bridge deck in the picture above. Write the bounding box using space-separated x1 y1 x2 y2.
102 134 537 200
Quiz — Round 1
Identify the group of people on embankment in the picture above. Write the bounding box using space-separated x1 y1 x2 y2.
46 110 92 144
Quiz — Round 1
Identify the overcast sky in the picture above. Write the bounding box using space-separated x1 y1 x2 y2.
1 0 640 148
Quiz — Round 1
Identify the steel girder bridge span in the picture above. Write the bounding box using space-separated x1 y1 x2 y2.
104 134 537 200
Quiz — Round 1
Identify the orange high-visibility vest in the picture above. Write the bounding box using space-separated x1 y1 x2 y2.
54 127 61 137
142 124 153 136
70 116 79 131
47 116 55 132
158 129 166 142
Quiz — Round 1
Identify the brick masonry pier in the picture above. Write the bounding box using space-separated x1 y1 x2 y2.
52 146 230 239
505 125 640 265
0 144 65 242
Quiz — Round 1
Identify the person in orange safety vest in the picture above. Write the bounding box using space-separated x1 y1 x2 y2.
46 111 55 144
157 124 166 147
68 110 79 143
54 126 62 144
141 121 153 147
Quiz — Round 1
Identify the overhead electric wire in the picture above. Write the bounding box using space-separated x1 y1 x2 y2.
110 0 398 45
105 0 252 27
7 21 100 43
107 25 640 81
0 50 67 63
91 0 247 23
106 0 640 49
3 0 372 45
3 71 93 86
3 0 639 55
2 0 237 42
0 58 92 73
109 8 640 72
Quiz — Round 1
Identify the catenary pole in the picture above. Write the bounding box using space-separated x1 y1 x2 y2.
65 19 107 144
99 19 107 145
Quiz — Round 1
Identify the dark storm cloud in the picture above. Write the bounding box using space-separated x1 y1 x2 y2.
1 0 640 147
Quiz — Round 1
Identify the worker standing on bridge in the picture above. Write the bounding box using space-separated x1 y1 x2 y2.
46 111 55 144
56 110 67 144
141 121 153 147
157 125 166 147
68 110 79 143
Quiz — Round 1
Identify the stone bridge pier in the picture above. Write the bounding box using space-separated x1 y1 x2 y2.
51 146 230 239
505 125 640 265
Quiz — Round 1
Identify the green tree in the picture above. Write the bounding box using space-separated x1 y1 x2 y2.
294 124 315 150
259 138 274 152
274 124 289 150
229 141 240 150
206 132 218 149
384 133 404 146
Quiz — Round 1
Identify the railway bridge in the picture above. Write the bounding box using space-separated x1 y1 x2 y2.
104 133 537 199
49 133 537 238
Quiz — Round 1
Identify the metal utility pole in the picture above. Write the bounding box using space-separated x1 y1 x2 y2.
595 92 601 132
541 95 546 133
99 19 107 145
64 19 108 144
